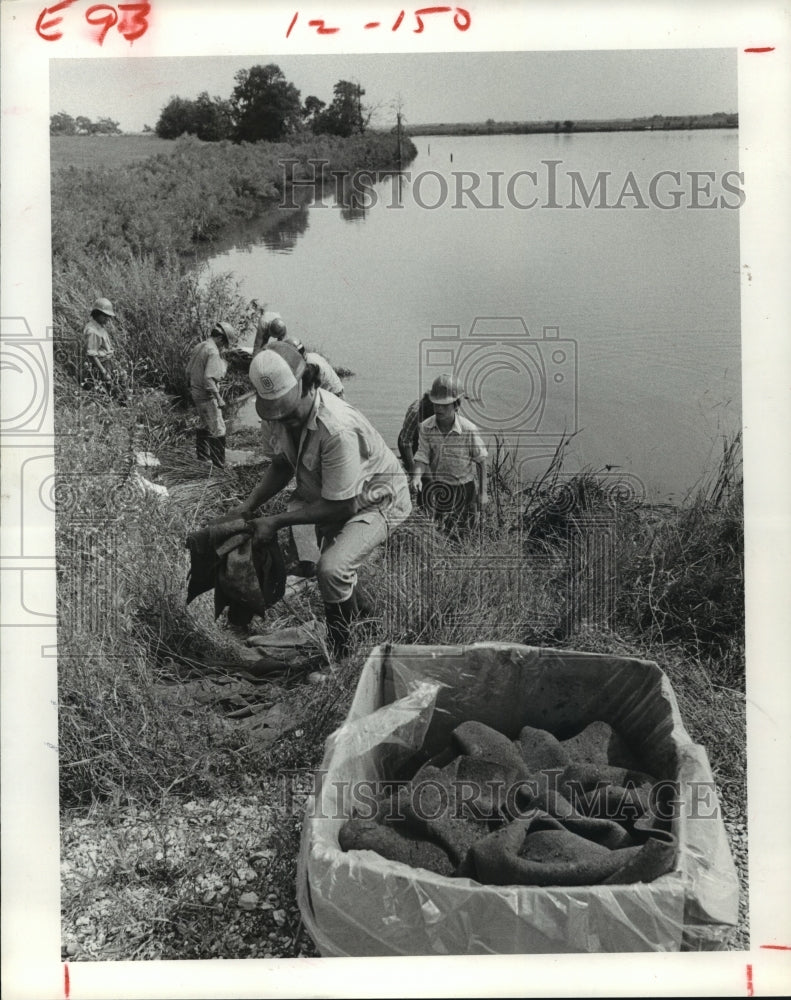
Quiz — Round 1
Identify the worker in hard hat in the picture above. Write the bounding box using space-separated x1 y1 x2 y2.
254 314 345 398
235 341 411 658
252 310 287 355
254 336 346 577
412 373 488 538
285 338 344 399
82 297 126 401
186 320 236 468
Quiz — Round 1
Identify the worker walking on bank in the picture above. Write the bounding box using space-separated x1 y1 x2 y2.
235 341 411 658
82 297 126 401
186 321 236 468
412 373 488 539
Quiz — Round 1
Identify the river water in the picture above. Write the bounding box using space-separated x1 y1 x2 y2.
204 130 741 502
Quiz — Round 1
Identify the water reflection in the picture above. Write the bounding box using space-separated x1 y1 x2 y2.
195 170 411 257
259 203 310 252
334 171 409 222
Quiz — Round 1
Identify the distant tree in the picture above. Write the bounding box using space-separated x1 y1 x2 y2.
50 111 76 135
155 96 196 139
191 92 234 141
313 80 368 137
155 93 234 141
75 115 93 135
230 64 302 142
301 95 326 128
92 117 122 135
142 123 153 133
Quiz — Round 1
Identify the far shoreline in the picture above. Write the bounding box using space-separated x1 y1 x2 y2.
406 112 737 138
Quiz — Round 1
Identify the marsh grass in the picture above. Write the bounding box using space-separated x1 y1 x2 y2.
56 390 746 957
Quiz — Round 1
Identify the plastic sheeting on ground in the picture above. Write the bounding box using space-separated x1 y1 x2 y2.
296 643 739 955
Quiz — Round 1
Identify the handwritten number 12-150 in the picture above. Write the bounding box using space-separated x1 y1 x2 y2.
286 7 471 37
36 2 151 44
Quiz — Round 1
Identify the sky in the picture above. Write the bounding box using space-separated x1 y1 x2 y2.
49 48 737 133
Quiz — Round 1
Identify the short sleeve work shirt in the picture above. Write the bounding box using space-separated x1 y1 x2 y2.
413 413 488 484
265 390 411 527
305 351 344 396
84 318 113 358
187 339 227 401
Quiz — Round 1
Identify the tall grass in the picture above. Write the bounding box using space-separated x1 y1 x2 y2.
53 254 256 401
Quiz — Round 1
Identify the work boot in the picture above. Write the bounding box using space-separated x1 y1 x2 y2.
349 585 378 646
293 560 317 579
323 597 356 659
196 427 210 462
350 584 374 621
207 435 226 468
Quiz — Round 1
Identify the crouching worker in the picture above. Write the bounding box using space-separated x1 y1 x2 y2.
186 321 236 468
234 341 412 659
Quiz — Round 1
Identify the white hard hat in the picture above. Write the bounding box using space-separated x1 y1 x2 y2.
92 297 115 317
248 341 306 419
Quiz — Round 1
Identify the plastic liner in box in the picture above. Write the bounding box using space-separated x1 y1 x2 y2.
296 643 740 955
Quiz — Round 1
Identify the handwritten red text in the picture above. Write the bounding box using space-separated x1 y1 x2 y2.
36 1 151 44
286 7 470 38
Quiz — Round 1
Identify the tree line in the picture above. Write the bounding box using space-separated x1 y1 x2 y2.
50 112 122 136
154 65 371 143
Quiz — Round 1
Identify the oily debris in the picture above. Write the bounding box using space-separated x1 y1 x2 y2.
339 719 677 888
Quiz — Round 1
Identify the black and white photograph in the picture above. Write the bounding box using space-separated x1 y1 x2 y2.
2 2 790 998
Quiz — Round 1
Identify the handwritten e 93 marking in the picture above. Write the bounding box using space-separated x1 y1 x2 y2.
36 1 151 45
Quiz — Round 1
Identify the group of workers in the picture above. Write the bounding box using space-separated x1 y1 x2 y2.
84 299 489 658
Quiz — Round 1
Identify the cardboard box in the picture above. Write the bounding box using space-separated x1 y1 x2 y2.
297 643 740 955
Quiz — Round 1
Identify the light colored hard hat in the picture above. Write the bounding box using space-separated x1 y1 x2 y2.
249 341 307 419
92 297 115 317
428 373 463 404
283 336 306 356
268 317 287 340
211 320 236 344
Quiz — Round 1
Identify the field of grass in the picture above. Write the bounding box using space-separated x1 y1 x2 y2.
52 129 747 960
51 133 181 171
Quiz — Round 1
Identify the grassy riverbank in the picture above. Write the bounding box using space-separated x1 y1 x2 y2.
53 131 746 959
56 383 746 958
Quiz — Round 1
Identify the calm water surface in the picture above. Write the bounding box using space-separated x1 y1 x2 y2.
204 131 741 502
